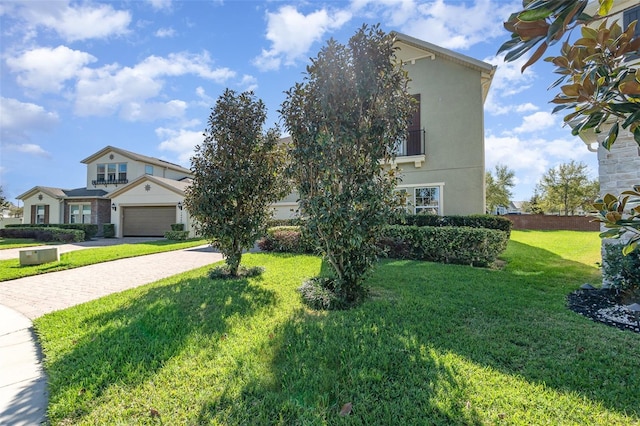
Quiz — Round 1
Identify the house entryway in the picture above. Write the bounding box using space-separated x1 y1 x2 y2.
122 206 174 237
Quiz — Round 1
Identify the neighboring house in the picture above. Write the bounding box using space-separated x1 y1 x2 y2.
17 146 195 238
493 201 523 216
576 1 640 210
271 32 496 219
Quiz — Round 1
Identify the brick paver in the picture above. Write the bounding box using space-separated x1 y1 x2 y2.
0 244 223 319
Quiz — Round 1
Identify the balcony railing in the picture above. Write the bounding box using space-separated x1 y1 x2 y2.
92 178 129 187
395 129 425 157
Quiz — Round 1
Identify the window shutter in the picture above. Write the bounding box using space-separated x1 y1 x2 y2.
30 205 36 224
44 205 50 224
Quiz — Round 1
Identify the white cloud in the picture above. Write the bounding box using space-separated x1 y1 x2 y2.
483 53 538 115
155 27 176 38
74 52 235 118
121 100 187 121
516 103 538 113
513 111 557 134
14 1 131 42
239 75 258 92
6 45 97 93
0 97 59 144
156 127 203 166
254 5 352 71
5 143 52 158
147 0 173 10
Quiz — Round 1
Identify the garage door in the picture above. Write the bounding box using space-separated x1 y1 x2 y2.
122 206 175 237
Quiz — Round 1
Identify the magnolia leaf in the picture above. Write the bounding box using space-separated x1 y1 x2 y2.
522 41 548 72
561 84 581 97
602 121 619 150
581 26 598 39
622 242 638 256
599 229 620 238
518 8 553 22
620 80 640 95
598 0 613 16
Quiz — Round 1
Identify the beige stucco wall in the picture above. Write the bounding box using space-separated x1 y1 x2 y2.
21 192 63 224
85 150 191 193
401 55 486 215
110 181 192 238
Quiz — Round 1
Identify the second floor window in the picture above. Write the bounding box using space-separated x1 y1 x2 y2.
145 165 153 175
97 162 127 182
97 164 105 181
119 163 127 180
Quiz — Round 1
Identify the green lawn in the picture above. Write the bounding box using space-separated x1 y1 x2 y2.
0 239 208 281
0 238 51 250
34 231 640 425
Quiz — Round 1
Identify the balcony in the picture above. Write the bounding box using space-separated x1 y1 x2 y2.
395 129 425 157
92 178 129 187
393 129 426 168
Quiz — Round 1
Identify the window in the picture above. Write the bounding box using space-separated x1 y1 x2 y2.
624 5 640 60
107 163 116 181
36 205 46 224
97 164 105 181
70 204 91 224
118 163 127 181
415 187 440 215
145 165 154 175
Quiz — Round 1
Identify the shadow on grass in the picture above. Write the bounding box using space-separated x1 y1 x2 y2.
194 244 639 424
42 274 276 424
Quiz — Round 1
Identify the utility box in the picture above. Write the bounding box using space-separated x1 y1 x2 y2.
19 248 59 266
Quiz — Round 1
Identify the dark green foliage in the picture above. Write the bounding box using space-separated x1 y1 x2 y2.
603 243 640 292
297 277 352 310
280 24 415 305
185 89 288 276
0 227 84 243
393 214 513 235
102 224 115 238
171 223 185 231
208 265 265 280
379 225 509 266
257 226 314 253
164 230 189 241
6 223 98 240
266 218 305 228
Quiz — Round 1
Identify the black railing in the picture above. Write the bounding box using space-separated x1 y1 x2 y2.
92 179 129 187
396 129 425 157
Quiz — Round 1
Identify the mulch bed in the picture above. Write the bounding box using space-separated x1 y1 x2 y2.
567 287 640 334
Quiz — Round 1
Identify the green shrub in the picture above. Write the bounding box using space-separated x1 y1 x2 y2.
298 277 346 310
602 242 640 292
208 265 265 279
266 218 305 228
102 224 115 238
393 214 512 236
164 230 189 241
5 223 97 240
0 227 84 243
171 223 185 231
257 226 314 253
379 225 509 266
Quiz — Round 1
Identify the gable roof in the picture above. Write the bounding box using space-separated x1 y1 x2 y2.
16 186 108 200
392 32 496 102
108 174 191 198
80 146 192 175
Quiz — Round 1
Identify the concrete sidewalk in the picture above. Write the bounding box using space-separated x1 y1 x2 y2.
0 244 223 425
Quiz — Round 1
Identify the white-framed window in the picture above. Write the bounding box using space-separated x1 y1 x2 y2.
36 205 46 224
97 164 105 181
107 163 116 181
70 204 91 224
118 163 127 180
145 165 154 175
415 187 440 215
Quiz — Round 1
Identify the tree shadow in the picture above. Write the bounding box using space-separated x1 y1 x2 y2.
43 274 276 423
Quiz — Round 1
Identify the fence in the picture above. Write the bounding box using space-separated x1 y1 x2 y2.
506 214 600 231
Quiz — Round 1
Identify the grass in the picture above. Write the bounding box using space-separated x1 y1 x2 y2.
34 230 640 425
0 239 207 282
0 237 52 250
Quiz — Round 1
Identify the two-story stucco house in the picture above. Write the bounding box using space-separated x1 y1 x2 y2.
17 146 196 238
272 32 496 219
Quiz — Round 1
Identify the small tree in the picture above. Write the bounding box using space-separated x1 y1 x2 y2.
185 89 288 276
522 190 545 215
536 160 599 215
280 24 415 306
485 164 515 214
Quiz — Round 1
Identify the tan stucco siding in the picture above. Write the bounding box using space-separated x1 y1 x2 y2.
21 193 63 224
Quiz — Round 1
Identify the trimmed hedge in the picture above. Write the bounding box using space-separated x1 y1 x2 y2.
0 227 85 243
257 226 314 253
392 214 512 236
378 225 509 266
103 224 115 238
5 223 98 240
171 223 185 231
258 224 509 266
164 230 190 241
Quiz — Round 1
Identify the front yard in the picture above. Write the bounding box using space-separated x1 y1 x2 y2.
34 231 640 425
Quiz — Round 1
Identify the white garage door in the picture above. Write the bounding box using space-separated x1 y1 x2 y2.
122 206 175 237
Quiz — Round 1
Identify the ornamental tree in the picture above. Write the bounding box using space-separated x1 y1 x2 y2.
536 160 599 216
280 25 415 306
185 89 288 276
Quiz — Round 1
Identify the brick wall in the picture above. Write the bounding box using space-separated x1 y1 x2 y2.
506 215 600 231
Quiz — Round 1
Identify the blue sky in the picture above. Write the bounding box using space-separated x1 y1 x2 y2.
0 0 598 205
